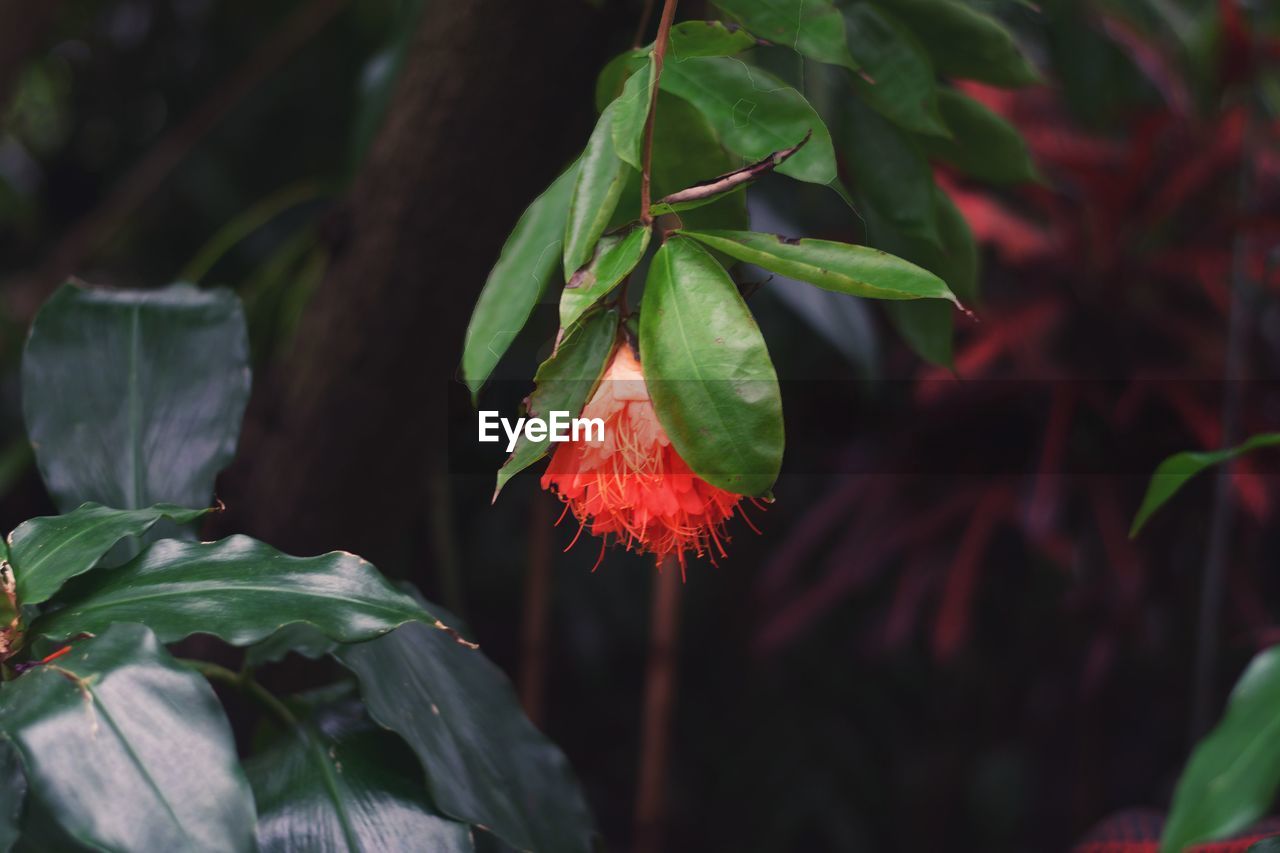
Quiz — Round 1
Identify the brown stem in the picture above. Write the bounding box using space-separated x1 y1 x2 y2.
638 0 679 226
519 495 554 726
633 557 682 853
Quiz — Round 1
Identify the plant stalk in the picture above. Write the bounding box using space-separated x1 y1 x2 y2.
182 659 299 728
633 557 682 853
638 0 679 226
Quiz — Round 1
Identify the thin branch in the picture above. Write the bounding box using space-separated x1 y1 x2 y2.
639 0 679 226
5 0 352 324
633 557 682 853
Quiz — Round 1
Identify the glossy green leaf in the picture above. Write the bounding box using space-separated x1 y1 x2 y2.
8 502 212 606
659 56 837 185
715 0 859 69
640 236 783 495
244 623 337 668
247 700 474 853
611 53 655 170
564 104 631 276
885 301 954 367
594 50 645 113
668 20 759 58
876 0 1039 87
921 90 1040 184
494 309 619 498
1131 433 1280 537
32 535 432 646
844 3 948 136
22 282 251 514
1162 645 1280 852
0 624 255 852
836 89 938 244
337 594 597 853
561 226 650 330
462 162 579 400
0 740 23 853
682 229 960 304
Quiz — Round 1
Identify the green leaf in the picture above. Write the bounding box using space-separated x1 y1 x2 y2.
681 229 960 304
875 0 1040 87
884 300 954 367
561 226 650 331
1131 433 1280 537
0 739 23 853
246 699 474 853
659 56 838 185
22 282 251 514
844 3 949 136
32 535 431 646
715 0 859 69
336 594 597 853
920 89 1040 184
640 236 783 496
244 624 337 668
594 50 645 113
8 502 213 606
0 624 256 852
494 308 619 498
836 89 938 244
564 105 632 276
611 53 656 170
668 20 759 58
462 161 580 400
1162 645 1280 853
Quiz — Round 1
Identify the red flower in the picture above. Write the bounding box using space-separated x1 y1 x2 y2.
542 344 756 576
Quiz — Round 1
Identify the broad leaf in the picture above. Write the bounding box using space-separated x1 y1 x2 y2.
610 52 656 170
640 236 783 496
1131 433 1280 536
337 595 597 853
494 308 619 498
836 89 938 244
876 0 1039 87
659 56 837 185
462 162 579 400
564 104 631 276
8 502 212 606
0 624 255 852
562 227 650 331
843 3 948 136
668 20 758 58
247 699 474 853
1162 646 1280 853
244 623 337 668
681 229 960 304
715 0 859 70
22 282 251 514
921 90 1039 185
0 740 23 853
33 535 431 646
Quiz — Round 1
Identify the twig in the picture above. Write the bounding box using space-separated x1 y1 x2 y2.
5 0 352 323
519 495 553 725
633 556 682 853
638 0 679 226
181 658 299 728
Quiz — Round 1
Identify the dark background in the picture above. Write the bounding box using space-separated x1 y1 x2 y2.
2 1 1279 850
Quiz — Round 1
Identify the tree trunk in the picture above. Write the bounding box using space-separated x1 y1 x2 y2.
218 0 622 572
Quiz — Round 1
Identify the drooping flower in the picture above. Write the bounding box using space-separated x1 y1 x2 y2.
541 343 757 576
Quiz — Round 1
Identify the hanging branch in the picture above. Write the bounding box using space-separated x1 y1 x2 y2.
638 0 680 226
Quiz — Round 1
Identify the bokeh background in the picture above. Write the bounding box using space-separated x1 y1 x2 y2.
2 1 1279 850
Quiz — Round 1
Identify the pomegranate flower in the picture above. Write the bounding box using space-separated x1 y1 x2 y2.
542 343 757 576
